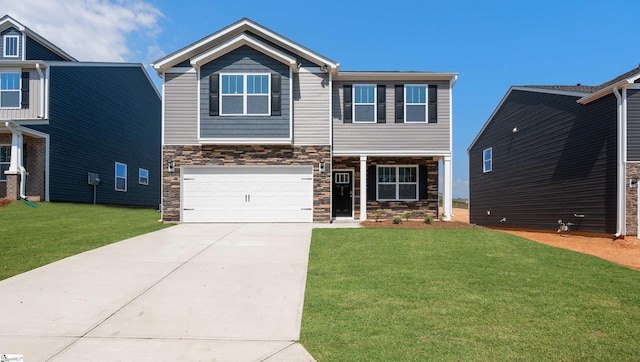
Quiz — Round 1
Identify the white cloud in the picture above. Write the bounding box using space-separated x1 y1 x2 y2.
0 0 163 62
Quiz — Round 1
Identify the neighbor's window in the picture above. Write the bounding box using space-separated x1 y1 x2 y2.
0 145 10 181
115 162 127 191
0 71 20 108
139 168 149 185
3 35 18 57
377 165 418 201
405 85 427 122
353 84 376 123
220 73 269 115
483 148 492 173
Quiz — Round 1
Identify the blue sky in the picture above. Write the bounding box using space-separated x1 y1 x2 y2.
4 0 640 198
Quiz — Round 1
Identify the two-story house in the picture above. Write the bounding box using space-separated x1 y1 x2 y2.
468 65 640 238
152 18 456 223
0 15 161 207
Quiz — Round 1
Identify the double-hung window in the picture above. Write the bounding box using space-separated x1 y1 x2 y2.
0 145 10 181
139 168 149 185
3 35 18 58
115 162 127 191
0 71 20 108
220 73 270 115
405 85 427 122
483 148 492 173
377 165 418 201
353 85 376 122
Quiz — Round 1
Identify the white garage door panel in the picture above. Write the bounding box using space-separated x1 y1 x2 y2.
182 166 313 223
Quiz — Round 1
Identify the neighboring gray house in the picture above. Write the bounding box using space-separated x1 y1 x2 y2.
468 66 640 237
0 15 161 206
152 18 457 223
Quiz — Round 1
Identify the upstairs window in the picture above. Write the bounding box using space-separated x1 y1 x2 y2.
220 73 270 115
405 85 427 122
0 145 10 181
0 71 20 108
377 165 418 201
353 85 376 123
3 35 18 57
115 162 127 191
483 148 492 173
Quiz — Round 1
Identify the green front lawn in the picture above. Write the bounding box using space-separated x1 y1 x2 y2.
0 202 171 280
301 228 640 361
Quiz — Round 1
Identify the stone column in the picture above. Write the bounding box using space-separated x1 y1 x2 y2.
5 172 20 200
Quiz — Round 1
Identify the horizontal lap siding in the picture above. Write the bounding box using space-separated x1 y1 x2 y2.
332 81 450 153
0 69 42 120
627 88 640 161
293 69 330 145
164 71 198 144
25 36 66 61
468 90 617 233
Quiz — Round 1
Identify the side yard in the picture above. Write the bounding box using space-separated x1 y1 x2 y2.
0 201 171 280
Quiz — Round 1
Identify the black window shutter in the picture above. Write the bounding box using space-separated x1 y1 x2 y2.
21 71 29 109
343 85 352 123
209 74 219 116
419 165 428 200
377 85 386 123
428 84 437 123
395 85 404 123
271 73 281 116
367 165 376 201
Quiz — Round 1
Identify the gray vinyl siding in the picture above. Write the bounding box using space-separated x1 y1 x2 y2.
25 36 66 61
627 88 640 161
199 45 290 139
468 89 617 233
0 68 42 119
31 65 161 207
0 27 22 60
164 70 198 144
293 69 330 145
332 81 451 153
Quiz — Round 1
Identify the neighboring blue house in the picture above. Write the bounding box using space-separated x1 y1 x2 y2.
0 15 161 207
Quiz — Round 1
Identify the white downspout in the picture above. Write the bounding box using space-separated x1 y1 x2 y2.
613 86 625 238
35 63 44 119
5 121 26 199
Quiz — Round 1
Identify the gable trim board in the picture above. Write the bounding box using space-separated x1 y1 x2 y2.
0 15 76 61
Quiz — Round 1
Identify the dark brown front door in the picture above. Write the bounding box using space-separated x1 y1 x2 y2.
332 171 353 217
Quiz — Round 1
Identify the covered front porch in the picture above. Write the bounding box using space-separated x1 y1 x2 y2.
331 155 452 221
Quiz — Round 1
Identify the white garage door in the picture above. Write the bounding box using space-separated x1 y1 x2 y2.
181 166 313 223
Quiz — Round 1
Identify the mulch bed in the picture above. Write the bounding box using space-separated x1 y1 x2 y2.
0 198 11 208
361 220 475 229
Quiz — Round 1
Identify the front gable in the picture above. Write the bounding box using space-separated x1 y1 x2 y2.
0 15 75 62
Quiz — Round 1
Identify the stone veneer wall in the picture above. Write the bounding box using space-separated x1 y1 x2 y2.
162 144 331 222
333 157 439 220
626 163 640 236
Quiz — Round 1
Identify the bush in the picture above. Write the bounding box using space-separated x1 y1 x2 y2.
373 211 382 222
393 216 403 224
404 211 413 221
424 215 434 224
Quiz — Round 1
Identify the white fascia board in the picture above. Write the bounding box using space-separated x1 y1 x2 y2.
332 151 451 157
467 87 515 153
0 16 75 61
0 60 47 68
190 34 297 71
335 72 458 82
0 15 26 31
514 86 592 98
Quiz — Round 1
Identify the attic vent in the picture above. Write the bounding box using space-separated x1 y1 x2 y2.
576 83 581 86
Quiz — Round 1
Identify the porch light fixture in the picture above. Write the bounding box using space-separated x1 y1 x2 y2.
168 160 175 173
319 160 326 174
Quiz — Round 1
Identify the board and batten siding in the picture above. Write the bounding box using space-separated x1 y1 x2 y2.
164 70 198 145
293 69 330 145
468 89 617 233
0 68 42 120
626 88 640 161
332 81 451 153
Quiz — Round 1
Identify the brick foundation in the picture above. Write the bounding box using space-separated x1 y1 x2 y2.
162 144 331 222
0 134 46 201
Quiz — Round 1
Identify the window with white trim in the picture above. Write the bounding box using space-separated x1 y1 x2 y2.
405 85 427 122
220 73 270 115
139 168 149 185
3 35 19 57
0 71 20 108
353 84 376 123
115 162 127 191
0 145 10 182
483 148 492 173
377 165 418 201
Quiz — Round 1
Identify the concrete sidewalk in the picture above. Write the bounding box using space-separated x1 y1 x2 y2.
0 223 316 361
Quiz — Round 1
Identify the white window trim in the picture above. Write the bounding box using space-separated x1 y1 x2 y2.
115 162 127 192
483 147 492 173
3 35 19 58
404 84 428 123
353 84 377 123
219 73 271 116
376 165 419 201
139 168 149 185
0 144 10 182
0 69 21 109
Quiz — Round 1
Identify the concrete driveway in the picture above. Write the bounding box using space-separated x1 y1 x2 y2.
0 223 316 361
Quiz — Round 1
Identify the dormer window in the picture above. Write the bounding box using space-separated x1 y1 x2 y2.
3 35 19 58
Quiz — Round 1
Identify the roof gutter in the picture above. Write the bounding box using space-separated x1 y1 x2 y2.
579 79 631 105
35 63 45 119
613 86 625 238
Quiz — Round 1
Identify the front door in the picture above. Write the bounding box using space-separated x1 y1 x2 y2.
332 171 353 218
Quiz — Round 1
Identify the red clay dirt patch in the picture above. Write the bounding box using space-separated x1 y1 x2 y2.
361 220 474 229
0 198 11 208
